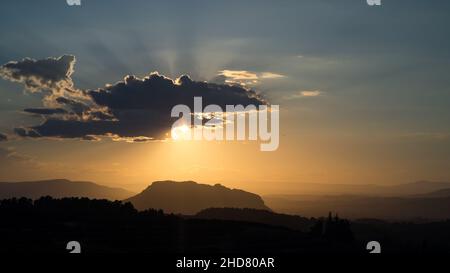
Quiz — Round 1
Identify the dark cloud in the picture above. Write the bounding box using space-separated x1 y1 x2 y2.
15 118 166 140
0 55 95 122
2 55 266 141
0 133 7 141
23 108 68 115
88 110 115 121
14 128 41 138
55 97 90 116
17 73 266 141
52 96 114 121
89 73 265 112
0 55 75 92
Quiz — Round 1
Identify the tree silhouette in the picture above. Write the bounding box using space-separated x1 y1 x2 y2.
310 211 354 243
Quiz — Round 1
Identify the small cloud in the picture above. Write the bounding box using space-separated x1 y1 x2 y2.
217 69 285 86
300 90 322 97
81 135 101 141
112 136 154 143
0 146 44 171
285 90 323 100
260 72 285 79
218 70 258 81
23 108 68 115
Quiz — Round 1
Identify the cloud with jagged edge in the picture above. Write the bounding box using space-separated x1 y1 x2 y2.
1 55 267 142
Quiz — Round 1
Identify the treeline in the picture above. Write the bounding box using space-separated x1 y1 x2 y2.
0 196 176 222
195 207 315 231
0 197 358 254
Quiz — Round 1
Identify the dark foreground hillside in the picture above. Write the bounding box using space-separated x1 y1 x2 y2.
0 197 354 254
0 197 449 254
194 208 315 232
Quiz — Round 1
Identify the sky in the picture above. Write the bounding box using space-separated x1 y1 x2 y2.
0 0 449 194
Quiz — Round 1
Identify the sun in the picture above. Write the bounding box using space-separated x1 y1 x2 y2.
171 124 191 141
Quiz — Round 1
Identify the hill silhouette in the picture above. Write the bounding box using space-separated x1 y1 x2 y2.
194 207 315 232
268 180 450 196
385 181 450 196
265 195 450 220
125 181 270 214
410 188 450 198
0 196 358 254
2 196 449 254
0 179 134 200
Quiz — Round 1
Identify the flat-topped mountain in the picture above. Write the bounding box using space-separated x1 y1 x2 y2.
0 179 134 200
125 180 270 214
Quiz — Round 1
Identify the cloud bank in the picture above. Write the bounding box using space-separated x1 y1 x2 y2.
1 55 267 142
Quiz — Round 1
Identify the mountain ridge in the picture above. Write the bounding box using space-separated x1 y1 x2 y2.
125 180 271 214
263 180 450 197
0 179 134 200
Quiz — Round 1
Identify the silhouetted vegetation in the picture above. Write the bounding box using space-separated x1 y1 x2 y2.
0 179 134 200
352 219 450 254
195 207 315 231
310 212 354 243
1 197 449 254
0 197 358 254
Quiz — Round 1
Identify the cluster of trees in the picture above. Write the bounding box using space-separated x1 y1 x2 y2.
0 196 174 223
310 212 354 243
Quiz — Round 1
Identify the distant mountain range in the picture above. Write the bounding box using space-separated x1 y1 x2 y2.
269 180 450 197
1 179 450 220
372 181 450 196
125 180 270 214
263 181 450 220
265 194 450 220
410 188 450 198
0 179 134 200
